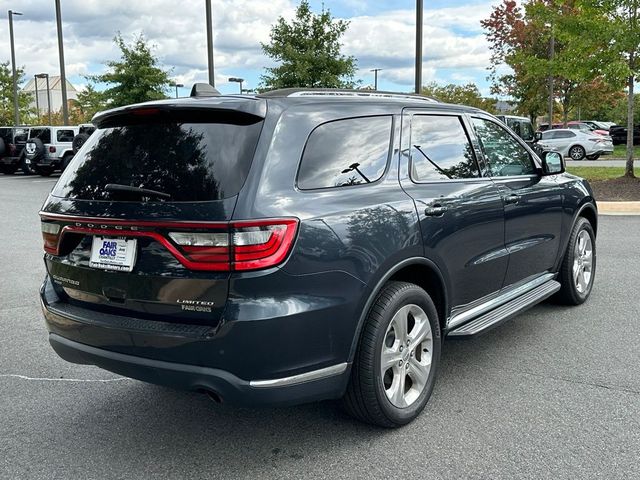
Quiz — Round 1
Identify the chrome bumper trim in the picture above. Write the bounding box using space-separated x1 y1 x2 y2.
249 362 348 388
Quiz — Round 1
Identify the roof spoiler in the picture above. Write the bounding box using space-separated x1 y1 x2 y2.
190 83 221 97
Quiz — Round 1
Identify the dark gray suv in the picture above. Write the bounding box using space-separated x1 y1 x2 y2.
39 87 597 427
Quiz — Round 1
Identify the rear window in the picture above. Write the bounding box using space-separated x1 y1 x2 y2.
52 116 263 202
30 128 51 144
57 129 75 142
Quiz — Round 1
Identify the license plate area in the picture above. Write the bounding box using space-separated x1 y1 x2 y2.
89 236 137 272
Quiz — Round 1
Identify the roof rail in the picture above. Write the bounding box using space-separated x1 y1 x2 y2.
288 90 438 103
260 88 438 103
190 83 221 98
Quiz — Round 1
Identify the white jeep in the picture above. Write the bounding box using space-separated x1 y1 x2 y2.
25 126 79 176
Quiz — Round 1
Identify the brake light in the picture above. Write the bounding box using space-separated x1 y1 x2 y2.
168 219 298 271
41 222 61 254
39 215 299 272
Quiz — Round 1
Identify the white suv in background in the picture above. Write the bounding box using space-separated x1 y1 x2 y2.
536 128 614 161
24 126 79 176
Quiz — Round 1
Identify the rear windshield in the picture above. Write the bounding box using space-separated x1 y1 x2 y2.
52 116 263 202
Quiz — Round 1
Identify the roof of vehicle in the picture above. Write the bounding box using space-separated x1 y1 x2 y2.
93 87 486 126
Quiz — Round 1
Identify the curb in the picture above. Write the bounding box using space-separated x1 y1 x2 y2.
598 201 640 216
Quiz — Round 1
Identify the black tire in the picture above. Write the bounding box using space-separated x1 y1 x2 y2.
1 165 17 175
61 153 74 171
25 138 46 162
556 217 596 305
34 166 54 177
568 145 586 161
586 154 600 161
343 281 441 428
72 133 90 154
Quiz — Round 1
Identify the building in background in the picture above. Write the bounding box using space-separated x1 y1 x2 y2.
21 76 78 119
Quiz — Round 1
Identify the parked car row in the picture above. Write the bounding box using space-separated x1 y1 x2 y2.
497 116 614 160
0 124 95 176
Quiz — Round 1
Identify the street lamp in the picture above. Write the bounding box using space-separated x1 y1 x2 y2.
546 22 555 127
341 163 371 183
415 0 423 94
171 82 184 98
205 0 215 87
35 74 51 125
370 68 382 91
55 0 69 125
228 77 244 94
8 10 24 126
34 75 40 123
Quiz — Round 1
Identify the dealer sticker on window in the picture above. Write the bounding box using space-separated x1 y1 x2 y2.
89 236 137 272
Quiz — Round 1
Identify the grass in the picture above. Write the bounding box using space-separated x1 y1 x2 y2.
566 166 627 181
611 145 640 159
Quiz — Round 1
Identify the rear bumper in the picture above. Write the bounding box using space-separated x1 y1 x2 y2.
40 274 358 406
0 156 21 166
48 333 348 407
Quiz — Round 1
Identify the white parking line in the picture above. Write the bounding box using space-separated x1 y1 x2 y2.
0 373 131 383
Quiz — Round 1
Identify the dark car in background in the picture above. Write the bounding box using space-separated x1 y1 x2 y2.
609 124 640 145
496 115 535 145
39 87 598 427
0 126 30 174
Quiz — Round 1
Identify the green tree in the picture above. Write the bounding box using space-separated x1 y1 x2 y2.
421 82 497 112
92 34 170 107
576 0 639 177
73 84 108 123
260 0 357 89
0 61 33 125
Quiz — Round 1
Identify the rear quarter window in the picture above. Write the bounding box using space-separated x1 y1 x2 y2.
297 116 392 190
56 130 75 142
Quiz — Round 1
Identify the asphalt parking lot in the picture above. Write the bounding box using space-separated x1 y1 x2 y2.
1 173 639 480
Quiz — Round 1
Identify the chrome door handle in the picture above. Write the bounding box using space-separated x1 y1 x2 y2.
503 194 520 205
425 205 447 217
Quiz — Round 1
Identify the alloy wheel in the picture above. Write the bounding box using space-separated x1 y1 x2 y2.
573 230 593 293
380 304 433 408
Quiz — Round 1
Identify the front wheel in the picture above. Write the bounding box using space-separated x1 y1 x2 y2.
569 145 586 161
556 217 596 305
343 281 441 427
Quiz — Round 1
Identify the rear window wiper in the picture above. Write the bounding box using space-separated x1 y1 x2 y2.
104 183 172 200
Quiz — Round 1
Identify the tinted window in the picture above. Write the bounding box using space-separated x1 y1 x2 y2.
57 129 75 142
410 115 479 181
541 130 556 140
297 116 391 190
520 121 534 141
30 128 51 144
472 118 535 177
556 131 575 139
52 117 263 202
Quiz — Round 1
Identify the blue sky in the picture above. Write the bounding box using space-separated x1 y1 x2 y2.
1 0 500 98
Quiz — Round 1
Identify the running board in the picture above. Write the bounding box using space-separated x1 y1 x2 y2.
447 280 561 338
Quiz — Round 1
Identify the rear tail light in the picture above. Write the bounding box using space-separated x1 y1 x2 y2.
49 146 56 153
168 219 298 271
40 215 299 272
41 222 61 254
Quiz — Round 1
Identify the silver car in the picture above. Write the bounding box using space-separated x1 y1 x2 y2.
537 128 614 160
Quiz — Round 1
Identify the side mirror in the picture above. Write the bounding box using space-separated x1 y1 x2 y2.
541 151 564 175
534 131 542 142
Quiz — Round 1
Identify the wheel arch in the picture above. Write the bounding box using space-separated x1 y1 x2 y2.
348 257 449 363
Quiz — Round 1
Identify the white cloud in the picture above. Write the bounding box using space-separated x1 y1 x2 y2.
1 0 495 92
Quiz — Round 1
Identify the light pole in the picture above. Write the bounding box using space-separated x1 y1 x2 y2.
171 82 184 98
8 10 23 126
546 22 555 127
370 68 382 90
205 0 215 87
415 0 423 94
228 77 244 94
35 74 51 125
34 75 40 122
55 0 69 125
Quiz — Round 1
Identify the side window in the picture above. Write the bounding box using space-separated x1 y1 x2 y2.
520 121 534 142
541 131 556 140
558 131 576 139
471 118 536 177
57 130 75 142
410 115 479 181
297 116 392 190
30 128 52 144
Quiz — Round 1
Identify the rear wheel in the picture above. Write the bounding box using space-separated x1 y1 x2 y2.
61 153 74 171
569 145 586 160
343 281 441 427
556 217 596 305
